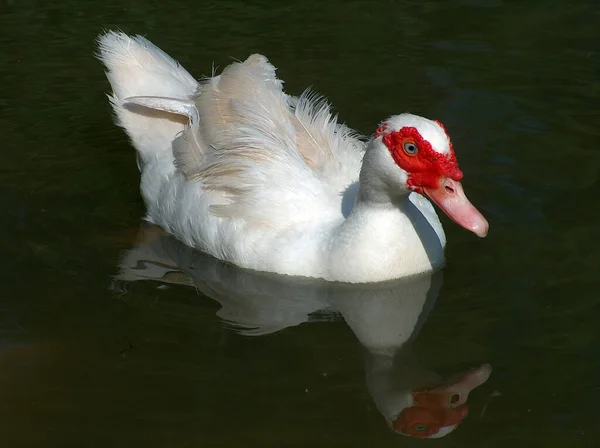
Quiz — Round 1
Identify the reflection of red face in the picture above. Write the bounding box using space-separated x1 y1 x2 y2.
388 364 492 439
390 390 469 438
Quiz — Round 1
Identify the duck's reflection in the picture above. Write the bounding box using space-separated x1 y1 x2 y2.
115 224 491 439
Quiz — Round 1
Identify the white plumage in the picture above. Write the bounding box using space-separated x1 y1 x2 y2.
97 31 487 283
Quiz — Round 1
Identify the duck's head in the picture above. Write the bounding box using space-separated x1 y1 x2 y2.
364 114 488 237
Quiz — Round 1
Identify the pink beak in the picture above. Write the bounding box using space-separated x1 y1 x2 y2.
429 363 493 406
423 178 489 237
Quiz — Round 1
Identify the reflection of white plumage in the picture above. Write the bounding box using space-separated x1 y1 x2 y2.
98 31 487 283
116 225 491 438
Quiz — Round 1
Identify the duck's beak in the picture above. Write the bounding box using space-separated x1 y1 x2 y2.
423 178 489 237
427 363 493 407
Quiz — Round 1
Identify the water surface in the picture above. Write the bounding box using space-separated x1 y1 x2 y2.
1 0 599 446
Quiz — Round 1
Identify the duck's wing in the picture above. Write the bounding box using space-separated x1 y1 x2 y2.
125 53 363 225
289 89 367 194
170 55 342 225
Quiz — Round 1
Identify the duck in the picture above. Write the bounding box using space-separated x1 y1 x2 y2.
97 31 488 283
115 223 492 438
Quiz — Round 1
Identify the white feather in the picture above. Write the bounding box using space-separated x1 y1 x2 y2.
121 95 206 176
96 31 198 162
123 96 199 124
291 89 365 192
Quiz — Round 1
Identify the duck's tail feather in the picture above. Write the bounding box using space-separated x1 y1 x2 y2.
96 31 199 164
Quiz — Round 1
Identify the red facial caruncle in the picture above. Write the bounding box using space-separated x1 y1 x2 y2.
376 121 463 193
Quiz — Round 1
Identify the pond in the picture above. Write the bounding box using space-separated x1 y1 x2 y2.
1 0 599 446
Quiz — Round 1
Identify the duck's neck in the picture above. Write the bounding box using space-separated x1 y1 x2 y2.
365 344 441 420
328 175 445 283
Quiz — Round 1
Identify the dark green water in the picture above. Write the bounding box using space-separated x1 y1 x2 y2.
1 0 599 446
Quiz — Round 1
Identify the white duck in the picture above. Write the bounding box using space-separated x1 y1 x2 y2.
97 31 488 283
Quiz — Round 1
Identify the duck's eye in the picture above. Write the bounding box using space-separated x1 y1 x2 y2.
449 393 461 406
403 142 418 155
412 424 428 432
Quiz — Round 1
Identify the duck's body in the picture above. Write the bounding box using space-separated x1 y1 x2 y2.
98 32 487 283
